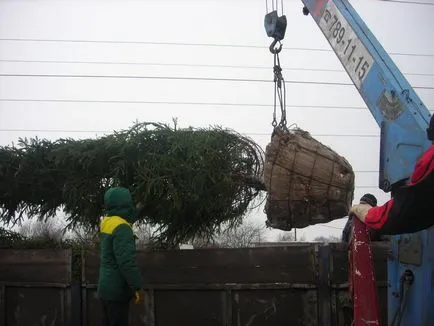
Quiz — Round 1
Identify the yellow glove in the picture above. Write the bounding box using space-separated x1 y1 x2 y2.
135 290 144 304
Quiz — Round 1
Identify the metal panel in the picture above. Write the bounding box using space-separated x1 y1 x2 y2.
0 249 72 283
331 290 352 326
388 230 434 326
83 245 318 325
0 285 5 326
232 289 317 326
154 290 225 326
84 245 317 286
70 283 82 326
84 287 155 326
83 289 103 326
398 234 422 266
81 286 88 326
4 286 66 326
0 249 72 326
0 244 392 325
129 288 155 326
317 245 331 326
224 289 232 326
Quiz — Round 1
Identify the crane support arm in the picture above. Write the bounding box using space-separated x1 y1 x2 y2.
301 0 431 191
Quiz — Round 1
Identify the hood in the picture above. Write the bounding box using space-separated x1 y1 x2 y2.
104 187 137 223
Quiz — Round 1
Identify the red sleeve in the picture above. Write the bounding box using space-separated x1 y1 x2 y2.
409 145 434 185
364 145 433 230
364 199 395 229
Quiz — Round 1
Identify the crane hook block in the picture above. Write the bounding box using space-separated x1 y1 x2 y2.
264 10 287 42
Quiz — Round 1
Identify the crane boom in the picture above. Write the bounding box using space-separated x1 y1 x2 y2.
301 0 431 191
298 1 434 325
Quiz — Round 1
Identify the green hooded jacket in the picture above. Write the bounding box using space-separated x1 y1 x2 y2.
97 187 144 301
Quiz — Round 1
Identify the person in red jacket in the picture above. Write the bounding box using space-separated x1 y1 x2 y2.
349 115 434 234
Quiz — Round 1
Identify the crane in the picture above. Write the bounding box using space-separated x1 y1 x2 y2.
265 0 433 325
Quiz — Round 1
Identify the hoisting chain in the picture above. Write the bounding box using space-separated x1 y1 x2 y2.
272 50 287 131
264 0 288 131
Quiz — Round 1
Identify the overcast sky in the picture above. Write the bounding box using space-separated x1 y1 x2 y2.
1 0 433 241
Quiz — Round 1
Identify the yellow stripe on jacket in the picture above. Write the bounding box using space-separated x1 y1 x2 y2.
100 216 132 234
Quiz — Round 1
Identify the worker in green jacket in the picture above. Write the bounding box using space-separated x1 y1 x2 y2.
97 186 145 326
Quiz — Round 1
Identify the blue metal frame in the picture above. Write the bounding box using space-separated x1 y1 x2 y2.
299 0 433 325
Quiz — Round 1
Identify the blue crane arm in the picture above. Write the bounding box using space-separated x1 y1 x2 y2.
300 0 431 191
295 2 434 326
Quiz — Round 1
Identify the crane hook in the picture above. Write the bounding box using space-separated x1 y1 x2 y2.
269 39 283 54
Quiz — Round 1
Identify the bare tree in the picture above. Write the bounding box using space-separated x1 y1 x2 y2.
277 232 296 242
190 234 219 249
134 223 153 241
19 219 65 242
190 222 265 249
275 231 306 243
215 222 265 248
298 235 306 242
133 222 157 249
313 235 341 243
69 225 99 246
